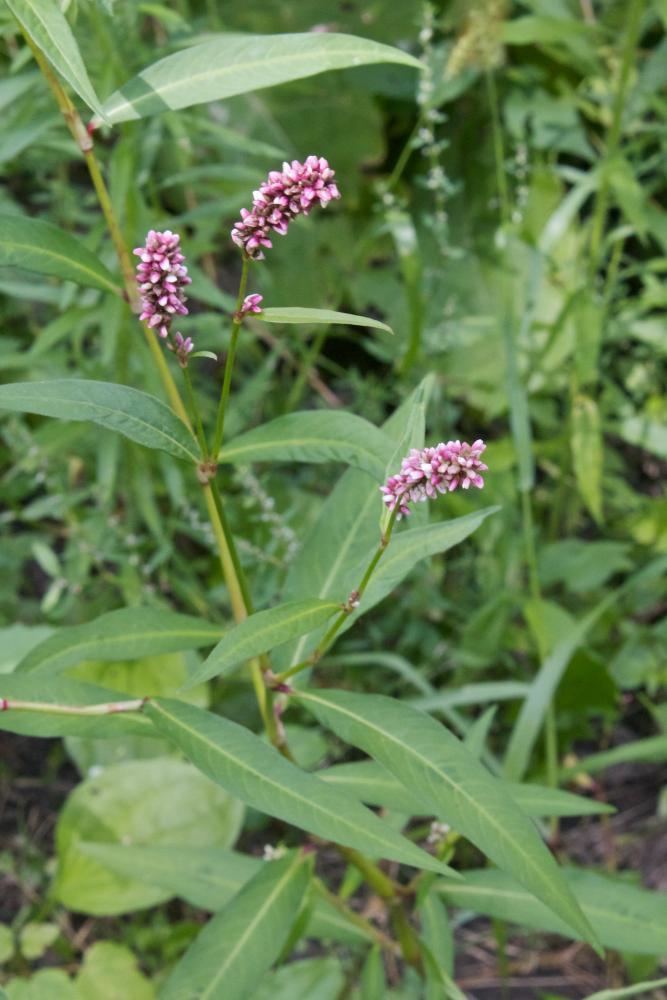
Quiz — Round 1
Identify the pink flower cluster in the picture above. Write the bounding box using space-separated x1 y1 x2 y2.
133 230 191 340
381 440 488 518
237 293 263 319
231 156 340 260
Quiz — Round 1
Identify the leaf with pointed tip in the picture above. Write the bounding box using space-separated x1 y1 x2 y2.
185 601 340 688
219 411 393 480
0 380 199 462
16 607 223 677
296 689 597 947
0 215 120 293
436 867 667 955
145 698 455 876
161 851 311 1000
260 307 393 334
79 843 371 945
319 760 614 819
6 0 105 118
102 33 421 123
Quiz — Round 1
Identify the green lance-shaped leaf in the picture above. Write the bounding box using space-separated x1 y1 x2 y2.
436 867 667 955
319 760 614 819
0 214 120 293
273 380 432 673
260 307 393 334
79 844 371 945
6 0 105 119
0 675 153 739
101 32 422 124
296 689 597 947
16 607 224 677
219 411 394 480
571 393 603 522
185 600 341 688
0 380 200 462
160 851 310 1000
584 978 667 1000
145 698 455 877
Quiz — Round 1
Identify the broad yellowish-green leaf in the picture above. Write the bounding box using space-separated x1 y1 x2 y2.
0 675 153 739
319 760 613 819
297 689 596 946
76 942 154 1000
161 851 311 1000
2 969 76 1000
0 380 200 462
0 215 120 293
16 607 223 676
6 0 105 118
437 867 667 955
219 411 393 480
260 307 393 334
78 843 370 945
186 600 341 688
18 923 59 961
54 757 244 915
145 698 455 876
102 33 422 123
616 414 667 460
571 394 603 522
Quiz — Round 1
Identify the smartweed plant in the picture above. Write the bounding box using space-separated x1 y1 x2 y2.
1 3 666 998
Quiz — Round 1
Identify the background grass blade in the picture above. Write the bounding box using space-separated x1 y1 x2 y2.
260 307 393 334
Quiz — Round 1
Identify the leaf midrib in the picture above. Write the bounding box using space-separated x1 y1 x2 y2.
0 387 198 462
148 701 433 866
439 883 663 933
0 233 118 292
201 855 304 999
25 625 224 674
299 691 586 932
110 37 417 116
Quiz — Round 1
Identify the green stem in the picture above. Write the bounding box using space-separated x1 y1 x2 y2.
181 364 208 458
273 507 400 685
389 901 422 969
337 846 395 900
212 257 250 457
485 68 510 225
313 880 399 955
23 31 188 426
0 697 144 716
587 0 645 278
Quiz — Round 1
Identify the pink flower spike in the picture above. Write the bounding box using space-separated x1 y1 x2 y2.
380 439 488 519
168 331 194 368
231 156 340 260
134 230 191 344
237 293 263 319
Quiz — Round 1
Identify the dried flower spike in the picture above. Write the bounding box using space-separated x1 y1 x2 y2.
133 230 191 339
231 156 340 260
381 439 488 518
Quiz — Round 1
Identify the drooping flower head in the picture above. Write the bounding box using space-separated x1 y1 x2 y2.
231 156 340 260
133 230 192 341
381 439 488 519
